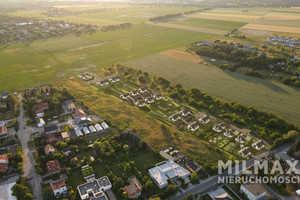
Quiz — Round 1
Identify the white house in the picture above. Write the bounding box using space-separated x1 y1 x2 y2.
135 100 145 107
77 176 111 200
212 124 224 132
169 113 181 122
37 118 45 127
51 180 68 196
148 160 190 189
240 183 269 200
199 115 210 124
239 147 252 158
120 93 130 100
35 109 44 118
235 134 247 143
224 129 235 138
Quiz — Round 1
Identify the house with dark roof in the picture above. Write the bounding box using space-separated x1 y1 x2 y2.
169 113 181 122
77 176 111 200
199 115 210 124
138 87 148 93
125 176 142 199
46 160 61 174
235 134 247 143
213 124 224 132
129 90 139 96
187 122 199 131
51 180 68 196
1 92 9 99
135 100 145 107
154 93 163 100
180 109 191 117
65 100 76 111
97 80 109 87
252 140 265 151
240 183 270 200
44 125 59 135
77 117 92 128
224 129 235 138
208 187 233 200
186 161 202 173
145 97 155 104
120 93 130 100
239 147 252 158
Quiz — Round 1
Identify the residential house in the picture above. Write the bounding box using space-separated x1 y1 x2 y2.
61 132 70 141
148 160 190 189
138 87 148 93
173 152 186 162
101 122 109 130
0 126 7 136
235 134 247 143
186 161 202 173
37 118 45 127
179 109 191 117
240 183 270 200
109 77 120 83
125 176 142 199
145 97 155 104
44 125 59 135
45 132 57 144
51 180 68 196
35 109 44 118
46 160 61 174
45 144 55 154
33 102 49 110
239 147 252 158
94 124 103 132
77 117 92 128
169 113 181 122
224 129 235 138
75 129 83 137
65 100 76 111
199 115 210 124
0 154 9 171
154 94 163 100
252 140 265 151
135 100 145 107
187 122 199 131
77 176 111 200
1 92 9 99
212 124 224 133
208 187 233 200
129 90 139 96
72 109 86 119
97 80 109 86
120 93 130 100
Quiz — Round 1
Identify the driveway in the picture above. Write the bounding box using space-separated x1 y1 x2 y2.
17 98 42 200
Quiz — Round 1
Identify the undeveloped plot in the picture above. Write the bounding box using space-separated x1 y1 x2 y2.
188 13 260 23
147 22 227 35
160 49 203 63
263 13 300 21
241 24 300 34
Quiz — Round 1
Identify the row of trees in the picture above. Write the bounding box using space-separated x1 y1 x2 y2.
100 23 133 32
149 13 182 21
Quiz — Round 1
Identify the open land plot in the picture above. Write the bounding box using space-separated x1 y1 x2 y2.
241 24 300 34
187 13 260 23
203 8 274 16
53 77 231 164
0 24 216 92
125 54 300 126
165 18 247 32
160 49 203 63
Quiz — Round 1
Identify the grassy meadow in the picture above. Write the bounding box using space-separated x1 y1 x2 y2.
0 24 215 92
125 54 300 126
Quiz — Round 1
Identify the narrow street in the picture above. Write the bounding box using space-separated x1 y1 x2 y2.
17 97 42 200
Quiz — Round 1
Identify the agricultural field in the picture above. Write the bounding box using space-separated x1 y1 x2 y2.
0 24 215 92
125 53 300 126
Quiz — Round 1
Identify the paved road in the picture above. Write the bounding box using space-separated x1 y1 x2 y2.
17 98 42 200
171 140 300 200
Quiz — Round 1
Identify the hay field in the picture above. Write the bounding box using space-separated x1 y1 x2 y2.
187 13 260 23
160 49 203 63
241 24 300 34
125 54 300 126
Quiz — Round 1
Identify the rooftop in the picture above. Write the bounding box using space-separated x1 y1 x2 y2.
46 160 61 174
51 180 66 191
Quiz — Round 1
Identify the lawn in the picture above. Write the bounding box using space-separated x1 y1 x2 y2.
125 54 300 126
0 24 216 92
166 18 247 32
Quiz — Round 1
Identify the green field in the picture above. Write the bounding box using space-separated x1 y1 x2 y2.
125 54 300 126
166 18 247 31
0 24 215 92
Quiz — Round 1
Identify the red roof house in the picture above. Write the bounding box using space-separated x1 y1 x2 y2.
33 102 49 110
0 126 7 136
0 154 9 171
46 160 61 174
